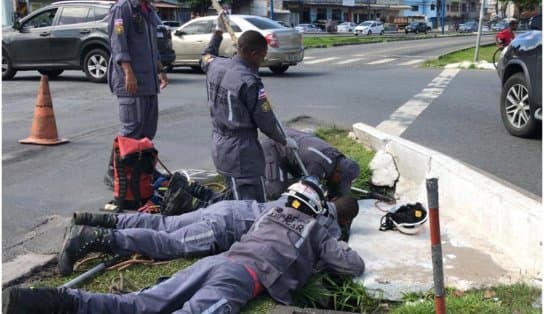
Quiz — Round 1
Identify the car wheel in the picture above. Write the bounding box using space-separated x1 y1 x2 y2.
2 50 17 80
190 66 204 73
38 69 64 79
380 30 384 35
84 49 109 83
367 30 372 36
415 29 418 34
269 65 289 74
500 73 540 138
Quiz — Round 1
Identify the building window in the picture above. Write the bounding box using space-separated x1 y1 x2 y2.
332 9 341 21
317 8 327 20
430 4 435 10
411 5 419 11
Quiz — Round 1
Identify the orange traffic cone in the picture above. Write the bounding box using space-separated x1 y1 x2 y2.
19 75 69 145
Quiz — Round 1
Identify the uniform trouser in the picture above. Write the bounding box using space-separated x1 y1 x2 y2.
117 95 159 140
223 176 267 202
67 255 256 314
111 212 232 260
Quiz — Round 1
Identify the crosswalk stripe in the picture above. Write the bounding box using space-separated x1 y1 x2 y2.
398 59 424 66
304 57 339 64
367 58 396 65
335 58 365 65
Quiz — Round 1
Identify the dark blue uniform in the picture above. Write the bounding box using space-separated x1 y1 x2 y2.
200 32 287 202
107 0 161 139
262 127 360 199
63 204 363 313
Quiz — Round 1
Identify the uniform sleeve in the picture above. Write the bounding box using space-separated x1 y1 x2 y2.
317 237 365 276
108 5 131 64
152 10 161 62
200 31 223 73
243 82 286 144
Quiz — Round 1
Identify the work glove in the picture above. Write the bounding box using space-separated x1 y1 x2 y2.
215 10 228 32
285 137 298 150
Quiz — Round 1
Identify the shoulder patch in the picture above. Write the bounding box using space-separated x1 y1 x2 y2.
261 100 272 112
258 88 267 100
114 19 124 34
202 54 215 64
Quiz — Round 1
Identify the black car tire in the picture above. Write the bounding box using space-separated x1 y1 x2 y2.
84 48 109 83
415 29 418 34
2 50 17 80
269 65 289 74
500 73 540 138
405 30 409 34
367 30 372 36
190 66 204 73
38 69 64 79
380 30 384 35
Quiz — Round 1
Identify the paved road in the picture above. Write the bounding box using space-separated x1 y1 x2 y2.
2 35 540 264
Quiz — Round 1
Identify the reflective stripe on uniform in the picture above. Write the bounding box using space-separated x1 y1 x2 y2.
295 220 316 248
231 177 240 200
308 147 332 164
259 176 267 201
201 298 228 314
182 230 214 243
279 168 284 182
227 90 233 121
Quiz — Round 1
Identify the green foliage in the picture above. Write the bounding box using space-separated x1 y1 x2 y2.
315 126 374 189
498 0 539 15
424 44 497 67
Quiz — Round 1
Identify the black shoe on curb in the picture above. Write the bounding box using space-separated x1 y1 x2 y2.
72 212 118 228
2 286 76 314
57 225 114 276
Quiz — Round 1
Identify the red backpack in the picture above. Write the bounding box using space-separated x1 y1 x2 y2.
113 136 157 211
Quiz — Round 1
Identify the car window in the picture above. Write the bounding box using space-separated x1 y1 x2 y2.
360 21 372 26
91 6 110 21
23 8 58 28
245 17 283 30
212 20 241 32
58 6 91 25
182 20 213 34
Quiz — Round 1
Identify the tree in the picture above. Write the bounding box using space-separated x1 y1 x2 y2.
498 0 539 17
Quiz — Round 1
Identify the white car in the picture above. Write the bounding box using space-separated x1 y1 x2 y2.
171 15 304 74
354 20 384 36
337 22 357 33
295 23 323 33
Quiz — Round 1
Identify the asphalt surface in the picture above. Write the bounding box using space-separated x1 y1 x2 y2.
2 34 541 265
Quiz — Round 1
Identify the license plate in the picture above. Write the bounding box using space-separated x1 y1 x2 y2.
157 32 164 38
288 53 298 62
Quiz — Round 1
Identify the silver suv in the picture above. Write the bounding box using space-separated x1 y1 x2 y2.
2 0 175 82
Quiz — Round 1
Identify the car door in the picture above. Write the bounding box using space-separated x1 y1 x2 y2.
172 19 214 64
9 8 59 65
49 5 93 63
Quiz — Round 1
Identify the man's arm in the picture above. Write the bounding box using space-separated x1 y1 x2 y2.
317 237 365 276
109 5 138 94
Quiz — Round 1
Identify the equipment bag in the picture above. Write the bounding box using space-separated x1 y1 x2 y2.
160 172 194 216
113 136 157 211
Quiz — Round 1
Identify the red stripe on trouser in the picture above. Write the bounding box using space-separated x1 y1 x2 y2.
243 265 263 297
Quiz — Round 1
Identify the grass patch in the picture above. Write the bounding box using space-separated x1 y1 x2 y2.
303 34 420 48
424 44 497 67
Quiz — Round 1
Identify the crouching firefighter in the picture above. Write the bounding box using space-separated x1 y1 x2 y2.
4 176 365 314
56 184 360 276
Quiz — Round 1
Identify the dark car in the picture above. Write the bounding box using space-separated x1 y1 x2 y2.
405 21 428 34
2 0 175 83
496 15 541 137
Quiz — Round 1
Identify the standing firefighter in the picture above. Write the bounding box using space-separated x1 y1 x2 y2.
4 177 365 313
200 11 298 202
262 127 360 200
103 0 168 188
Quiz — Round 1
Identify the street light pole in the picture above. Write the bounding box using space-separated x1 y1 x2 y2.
270 0 274 20
474 0 486 62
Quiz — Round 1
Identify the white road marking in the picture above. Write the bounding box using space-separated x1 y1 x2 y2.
353 54 366 57
304 57 339 64
398 59 424 66
376 68 460 136
303 56 317 60
367 58 396 65
335 58 365 65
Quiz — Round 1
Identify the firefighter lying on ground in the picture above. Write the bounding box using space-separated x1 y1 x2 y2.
4 177 365 314
262 127 360 200
57 181 360 276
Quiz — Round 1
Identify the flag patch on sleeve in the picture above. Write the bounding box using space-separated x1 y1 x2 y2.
258 88 267 100
114 19 124 34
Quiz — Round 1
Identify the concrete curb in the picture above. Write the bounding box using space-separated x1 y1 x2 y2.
351 122 542 279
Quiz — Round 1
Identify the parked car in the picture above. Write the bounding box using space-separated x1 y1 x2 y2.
354 20 384 36
336 22 357 33
404 21 428 34
2 0 175 82
496 15 541 137
162 20 181 30
294 23 323 33
458 21 478 33
171 15 304 74
492 21 508 31
274 20 292 28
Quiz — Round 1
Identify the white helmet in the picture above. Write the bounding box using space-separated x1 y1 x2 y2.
283 176 328 216
379 202 428 235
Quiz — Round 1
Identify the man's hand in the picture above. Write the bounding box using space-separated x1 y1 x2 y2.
215 10 228 32
121 62 137 94
159 72 168 90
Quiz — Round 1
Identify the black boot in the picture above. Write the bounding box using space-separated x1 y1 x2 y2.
72 212 118 228
2 286 77 314
58 226 114 276
103 149 114 191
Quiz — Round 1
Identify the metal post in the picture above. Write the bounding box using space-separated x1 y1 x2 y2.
474 0 486 62
426 178 446 314
441 0 446 34
270 0 274 20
